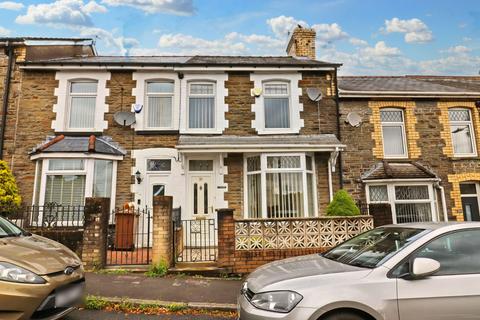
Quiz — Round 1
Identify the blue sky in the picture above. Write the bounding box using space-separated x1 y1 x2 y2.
0 0 479 75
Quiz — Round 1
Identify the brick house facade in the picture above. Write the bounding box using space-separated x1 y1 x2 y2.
1 29 480 231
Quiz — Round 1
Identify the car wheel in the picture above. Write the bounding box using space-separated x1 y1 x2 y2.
323 311 369 320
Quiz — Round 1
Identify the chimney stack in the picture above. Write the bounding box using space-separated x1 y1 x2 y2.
286 25 316 60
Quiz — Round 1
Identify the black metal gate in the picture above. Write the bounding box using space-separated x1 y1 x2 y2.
173 218 218 263
106 207 152 265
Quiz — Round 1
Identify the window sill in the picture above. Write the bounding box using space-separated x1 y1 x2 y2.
256 129 299 135
136 130 180 135
451 156 480 161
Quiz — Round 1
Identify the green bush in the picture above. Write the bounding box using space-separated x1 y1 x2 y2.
145 260 169 278
326 190 360 216
0 160 21 214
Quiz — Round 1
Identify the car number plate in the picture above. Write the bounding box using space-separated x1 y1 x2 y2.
55 283 84 307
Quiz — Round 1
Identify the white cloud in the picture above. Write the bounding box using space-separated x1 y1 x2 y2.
16 0 106 27
384 17 433 43
266 15 348 46
362 41 401 56
349 38 368 46
83 0 107 14
0 1 24 10
157 33 247 55
444 45 471 54
267 15 307 38
0 26 11 36
312 23 348 43
100 0 194 15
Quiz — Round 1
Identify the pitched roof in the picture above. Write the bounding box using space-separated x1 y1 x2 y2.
30 135 126 156
361 161 438 181
23 55 340 68
339 76 480 94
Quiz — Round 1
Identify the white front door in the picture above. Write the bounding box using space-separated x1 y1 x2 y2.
189 174 214 218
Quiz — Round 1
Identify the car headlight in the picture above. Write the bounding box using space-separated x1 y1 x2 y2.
0 262 46 284
250 291 303 313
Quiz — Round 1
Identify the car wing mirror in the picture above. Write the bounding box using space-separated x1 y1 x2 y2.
406 257 440 280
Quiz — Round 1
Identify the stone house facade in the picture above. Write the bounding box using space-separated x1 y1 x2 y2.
1 29 480 231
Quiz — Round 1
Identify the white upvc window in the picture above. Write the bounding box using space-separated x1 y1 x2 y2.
67 80 98 130
52 71 110 133
367 183 436 223
263 81 291 129
449 108 477 157
34 158 117 222
380 108 408 158
251 73 304 135
188 82 216 129
244 153 317 219
145 81 174 129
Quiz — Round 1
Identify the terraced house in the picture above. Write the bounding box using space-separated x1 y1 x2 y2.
1 27 480 269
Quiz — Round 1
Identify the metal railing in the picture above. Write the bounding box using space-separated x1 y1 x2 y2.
2 203 85 229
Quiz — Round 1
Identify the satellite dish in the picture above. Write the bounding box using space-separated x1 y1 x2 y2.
306 88 323 102
114 111 136 126
133 104 143 113
251 88 262 97
346 112 362 127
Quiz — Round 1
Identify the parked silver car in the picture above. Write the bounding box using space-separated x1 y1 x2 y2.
238 222 480 320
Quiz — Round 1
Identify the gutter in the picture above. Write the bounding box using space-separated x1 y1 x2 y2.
334 67 344 189
339 90 480 98
0 42 14 160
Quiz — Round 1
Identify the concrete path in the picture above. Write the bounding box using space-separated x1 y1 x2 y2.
85 273 243 305
66 309 235 319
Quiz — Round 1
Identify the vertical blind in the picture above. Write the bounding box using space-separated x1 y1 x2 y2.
69 81 97 129
45 175 86 206
264 83 290 129
189 83 215 129
246 155 315 219
93 160 113 198
147 81 174 128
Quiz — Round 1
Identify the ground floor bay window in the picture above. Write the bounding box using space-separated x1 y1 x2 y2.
245 153 317 219
367 183 437 223
33 158 117 223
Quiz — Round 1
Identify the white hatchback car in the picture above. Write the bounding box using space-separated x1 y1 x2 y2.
238 222 480 320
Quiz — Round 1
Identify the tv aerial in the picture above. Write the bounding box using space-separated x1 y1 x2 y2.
114 111 136 126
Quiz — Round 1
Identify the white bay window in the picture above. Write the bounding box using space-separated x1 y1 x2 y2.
367 183 436 223
245 154 317 218
35 158 117 211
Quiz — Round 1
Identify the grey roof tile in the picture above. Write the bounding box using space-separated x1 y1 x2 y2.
177 134 343 146
361 161 438 180
338 76 477 93
30 136 126 156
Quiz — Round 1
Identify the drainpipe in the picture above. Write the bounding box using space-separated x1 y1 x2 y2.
334 67 344 189
437 184 448 222
0 42 14 160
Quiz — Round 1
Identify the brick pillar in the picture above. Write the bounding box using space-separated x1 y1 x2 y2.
81 197 110 270
370 203 393 227
217 208 235 272
152 196 173 267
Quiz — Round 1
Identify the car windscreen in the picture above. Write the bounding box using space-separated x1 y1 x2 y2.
322 227 429 268
0 217 24 237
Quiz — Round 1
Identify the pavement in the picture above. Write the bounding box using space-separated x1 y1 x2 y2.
85 272 243 309
66 309 235 319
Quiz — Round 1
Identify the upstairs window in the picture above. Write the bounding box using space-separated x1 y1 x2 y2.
188 82 215 129
68 81 98 129
449 108 476 156
380 108 407 158
263 82 290 129
146 81 174 129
